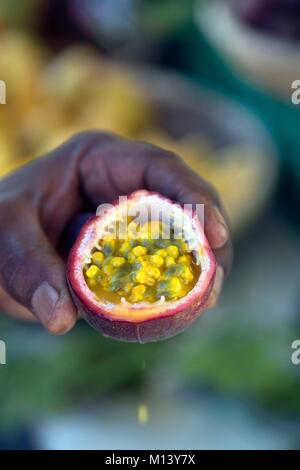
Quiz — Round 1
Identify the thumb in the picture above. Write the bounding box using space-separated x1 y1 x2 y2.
0 208 77 334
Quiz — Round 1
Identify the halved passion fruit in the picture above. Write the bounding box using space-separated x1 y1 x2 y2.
67 190 216 343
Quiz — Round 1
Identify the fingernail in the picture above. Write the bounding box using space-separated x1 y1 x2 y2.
206 266 224 310
213 206 229 248
213 265 224 299
31 282 59 326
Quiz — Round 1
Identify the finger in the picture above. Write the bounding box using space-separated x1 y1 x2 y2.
0 287 37 322
48 131 231 275
206 266 224 310
77 133 230 250
213 239 233 278
143 148 232 275
204 203 230 251
0 206 77 334
145 154 230 249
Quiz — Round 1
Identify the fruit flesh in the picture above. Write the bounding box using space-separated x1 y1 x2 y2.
83 221 200 305
67 190 217 342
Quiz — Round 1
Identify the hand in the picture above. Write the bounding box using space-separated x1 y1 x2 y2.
0 131 232 334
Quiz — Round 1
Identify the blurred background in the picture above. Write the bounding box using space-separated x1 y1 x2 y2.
1 0 300 450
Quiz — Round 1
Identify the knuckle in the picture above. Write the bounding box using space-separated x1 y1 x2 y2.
1 254 19 294
1 197 36 229
0 252 33 305
153 148 179 162
69 130 99 143
68 130 114 148
204 180 221 206
139 141 179 162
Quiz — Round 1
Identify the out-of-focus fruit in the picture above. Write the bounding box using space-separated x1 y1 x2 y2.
233 0 300 41
40 46 103 104
0 31 46 104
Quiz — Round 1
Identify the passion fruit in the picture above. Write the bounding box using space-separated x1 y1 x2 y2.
67 190 216 343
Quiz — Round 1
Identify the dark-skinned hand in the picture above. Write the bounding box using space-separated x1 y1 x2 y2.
0 131 232 334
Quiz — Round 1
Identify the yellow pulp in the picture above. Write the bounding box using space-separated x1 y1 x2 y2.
137 404 149 425
84 221 200 304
